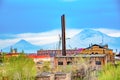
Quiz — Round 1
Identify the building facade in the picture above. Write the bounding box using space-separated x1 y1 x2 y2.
81 44 115 63
53 44 115 72
37 44 115 66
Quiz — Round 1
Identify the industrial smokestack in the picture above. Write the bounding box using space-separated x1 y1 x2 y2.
61 14 66 56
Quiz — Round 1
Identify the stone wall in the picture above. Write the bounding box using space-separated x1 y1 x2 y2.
35 72 71 80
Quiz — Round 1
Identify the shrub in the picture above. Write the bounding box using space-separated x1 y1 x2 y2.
0 55 36 80
98 62 120 80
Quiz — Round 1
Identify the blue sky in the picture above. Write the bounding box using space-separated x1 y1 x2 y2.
0 0 120 34
0 0 120 49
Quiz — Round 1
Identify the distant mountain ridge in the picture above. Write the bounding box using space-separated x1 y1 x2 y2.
3 39 41 53
2 29 120 53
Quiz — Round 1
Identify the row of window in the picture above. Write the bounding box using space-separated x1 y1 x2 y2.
58 61 101 65
58 61 72 65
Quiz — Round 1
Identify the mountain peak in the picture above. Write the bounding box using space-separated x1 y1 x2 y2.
14 39 31 46
3 39 41 53
19 39 27 42
74 29 103 39
80 29 102 34
81 28 94 32
69 29 111 45
18 39 29 43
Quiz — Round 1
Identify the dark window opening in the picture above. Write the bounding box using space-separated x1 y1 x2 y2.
95 52 98 54
96 61 101 65
0 60 2 63
58 62 63 65
67 61 72 65
37 62 43 64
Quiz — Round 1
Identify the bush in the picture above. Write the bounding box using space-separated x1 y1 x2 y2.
0 55 36 80
98 62 120 80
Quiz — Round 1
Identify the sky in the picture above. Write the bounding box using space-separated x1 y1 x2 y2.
0 0 120 49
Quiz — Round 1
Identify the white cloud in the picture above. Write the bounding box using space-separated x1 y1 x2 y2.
0 39 19 49
17 29 81 45
0 29 81 49
0 28 120 49
94 28 120 37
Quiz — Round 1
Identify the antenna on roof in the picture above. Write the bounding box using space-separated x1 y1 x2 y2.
58 34 62 50
102 34 104 45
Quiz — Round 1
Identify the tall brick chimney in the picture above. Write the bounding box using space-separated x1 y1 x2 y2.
61 14 66 56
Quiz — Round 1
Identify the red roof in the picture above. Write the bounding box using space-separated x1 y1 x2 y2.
6 53 20 56
28 54 50 59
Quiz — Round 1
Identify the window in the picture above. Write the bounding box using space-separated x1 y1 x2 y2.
37 62 43 64
92 52 94 54
95 52 98 54
0 60 2 63
67 61 72 65
95 61 101 65
58 62 63 65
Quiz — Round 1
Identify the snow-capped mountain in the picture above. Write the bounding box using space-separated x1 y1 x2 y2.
42 29 120 52
2 39 41 53
68 29 120 51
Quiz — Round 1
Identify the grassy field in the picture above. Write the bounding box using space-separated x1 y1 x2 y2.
0 54 36 80
98 62 120 80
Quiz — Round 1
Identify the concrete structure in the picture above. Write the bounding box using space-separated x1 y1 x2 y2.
54 54 107 69
55 72 71 80
81 44 115 63
37 44 115 67
35 72 71 80
35 72 54 80
37 49 83 56
54 44 115 68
